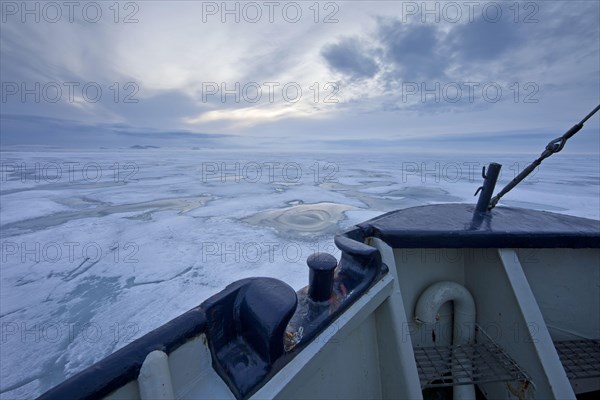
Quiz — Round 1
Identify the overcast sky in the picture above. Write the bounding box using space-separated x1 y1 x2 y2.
1 0 599 152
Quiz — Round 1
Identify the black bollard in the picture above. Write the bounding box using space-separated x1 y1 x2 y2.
307 252 337 302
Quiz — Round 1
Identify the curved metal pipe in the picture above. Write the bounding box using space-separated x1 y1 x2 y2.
415 281 476 400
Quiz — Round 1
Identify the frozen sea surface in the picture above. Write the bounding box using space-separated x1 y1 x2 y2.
0 149 598 398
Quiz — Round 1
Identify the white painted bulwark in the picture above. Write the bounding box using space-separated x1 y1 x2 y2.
371 237 423 400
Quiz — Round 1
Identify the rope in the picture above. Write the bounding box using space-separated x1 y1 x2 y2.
488 104 600 210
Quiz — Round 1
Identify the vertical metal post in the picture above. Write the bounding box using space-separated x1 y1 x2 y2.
307 252 337 302
474 163 502 214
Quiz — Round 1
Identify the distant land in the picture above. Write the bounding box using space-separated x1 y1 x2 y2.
130 145 161 149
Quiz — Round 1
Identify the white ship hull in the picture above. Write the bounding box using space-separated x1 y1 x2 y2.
38 204 600 400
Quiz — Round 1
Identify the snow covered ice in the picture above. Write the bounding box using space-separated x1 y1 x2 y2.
0 148 598 399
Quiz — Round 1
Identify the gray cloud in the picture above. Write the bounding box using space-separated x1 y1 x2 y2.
322 21 448 82
321 38 379 79
377 20 447 81
448 17 520 61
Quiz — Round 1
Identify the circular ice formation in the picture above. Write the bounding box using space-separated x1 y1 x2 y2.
244 202 354 238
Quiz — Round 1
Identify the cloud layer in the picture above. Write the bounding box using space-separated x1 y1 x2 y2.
1 1 599 152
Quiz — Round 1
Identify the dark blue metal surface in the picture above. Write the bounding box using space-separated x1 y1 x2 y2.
358 204 600 248
202 277 297 399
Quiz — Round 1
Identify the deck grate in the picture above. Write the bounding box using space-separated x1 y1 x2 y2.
414 326 530 389
554 339 600 381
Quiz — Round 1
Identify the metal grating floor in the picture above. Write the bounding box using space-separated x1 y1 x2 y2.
554 340 600 381
414 327 529 389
